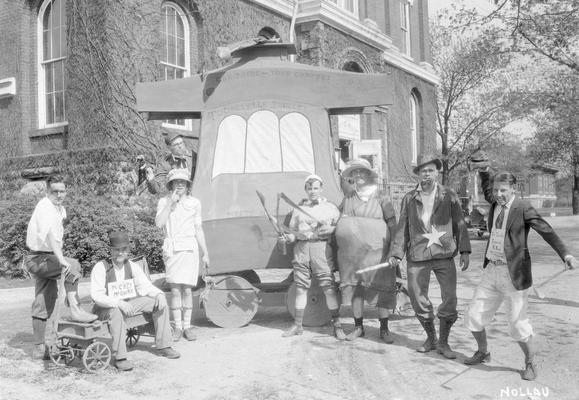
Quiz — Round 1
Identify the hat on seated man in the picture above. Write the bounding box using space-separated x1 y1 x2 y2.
90 230 180 372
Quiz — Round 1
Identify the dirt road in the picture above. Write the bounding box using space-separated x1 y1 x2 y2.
1 216 578 400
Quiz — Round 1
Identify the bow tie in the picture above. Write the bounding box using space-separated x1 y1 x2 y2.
300 199 319 206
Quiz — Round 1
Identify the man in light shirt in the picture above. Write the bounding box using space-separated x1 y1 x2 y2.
389 153 471 359
90 230 180 371
463 165 578 381
25 174 97 359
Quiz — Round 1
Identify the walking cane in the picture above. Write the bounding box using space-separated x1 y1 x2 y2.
532 269 567 299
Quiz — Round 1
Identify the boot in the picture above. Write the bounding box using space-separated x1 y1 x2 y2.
346 317 365 341
417 318 438 353
282 324 304 337
67 294 98 323
283 309 304 337
437 317 457 359
332 320 347 340
379 318 394 344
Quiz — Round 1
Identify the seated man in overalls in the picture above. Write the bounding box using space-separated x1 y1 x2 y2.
90 230 180 371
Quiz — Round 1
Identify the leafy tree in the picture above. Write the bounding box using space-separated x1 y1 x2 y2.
431 6 521 184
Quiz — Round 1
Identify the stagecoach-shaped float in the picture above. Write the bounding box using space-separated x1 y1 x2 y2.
136 40 392 328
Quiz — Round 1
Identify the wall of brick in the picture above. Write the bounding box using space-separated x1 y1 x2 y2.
1 0 436 191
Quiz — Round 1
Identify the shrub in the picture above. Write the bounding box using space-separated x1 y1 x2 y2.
0 193 165 279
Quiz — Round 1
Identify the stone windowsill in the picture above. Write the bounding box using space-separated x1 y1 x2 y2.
29 124 68 138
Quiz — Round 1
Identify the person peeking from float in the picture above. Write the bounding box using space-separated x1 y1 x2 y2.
335 159 398 342
278 174 343 338
155 168 209 342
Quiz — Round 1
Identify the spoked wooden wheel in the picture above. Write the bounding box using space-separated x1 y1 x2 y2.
202 275 259 328
286 282 331 327
49 338 75 366
126 327 140 347
82 341 111 373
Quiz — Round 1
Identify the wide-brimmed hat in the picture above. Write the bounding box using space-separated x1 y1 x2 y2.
165 168 192 190
108 230 130 249
341 159 379 179
413 153 443 175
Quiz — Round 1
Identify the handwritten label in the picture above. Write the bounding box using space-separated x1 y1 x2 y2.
107 279 137 300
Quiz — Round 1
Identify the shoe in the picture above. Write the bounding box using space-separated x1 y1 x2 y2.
32 344 50 360
464 350 491 365
380 328 394 344
346 326 365 341
522 362 537 381
70 307 98 323
282 324 303 337
157 347 180 359
332 323 347 341
183 327 197 341
172 328 183 342
114 358 134 371
416 337 438 353
436 343 457 359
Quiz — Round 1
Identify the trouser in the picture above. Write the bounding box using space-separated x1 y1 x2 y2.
292 240 335 289
465 262 533 341
407 258 457 320
25 252 82 321
95 296 172 360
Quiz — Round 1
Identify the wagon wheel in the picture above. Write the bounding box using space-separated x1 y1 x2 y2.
126 327 140 347
202 275 259 328
82 341 111 373
48 338 75 366
286 282 331 327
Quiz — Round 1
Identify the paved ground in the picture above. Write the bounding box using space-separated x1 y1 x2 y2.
0 216 578 400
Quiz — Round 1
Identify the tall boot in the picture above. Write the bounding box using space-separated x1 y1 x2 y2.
417 317 438 353
437 317 457 359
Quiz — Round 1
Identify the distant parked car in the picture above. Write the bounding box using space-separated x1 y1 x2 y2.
460 197 489 239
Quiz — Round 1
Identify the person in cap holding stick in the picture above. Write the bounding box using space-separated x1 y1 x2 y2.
278 174 343 338
90 230 180 371
25 174 97 359
144 132 196 195
463 157 579 381
335 159 398 342
389 153 471 358
156 168 209 342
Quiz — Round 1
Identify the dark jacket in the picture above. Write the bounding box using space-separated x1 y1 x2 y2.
391 183 471 262
480 169 569 290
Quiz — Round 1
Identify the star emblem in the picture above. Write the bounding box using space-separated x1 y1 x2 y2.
422 226 446 248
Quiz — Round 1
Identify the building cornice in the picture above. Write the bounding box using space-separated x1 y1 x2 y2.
251 0 440 85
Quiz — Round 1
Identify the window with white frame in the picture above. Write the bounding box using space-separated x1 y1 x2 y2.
38 0 67 128
328 0 359 15
212 112 315 178
400 1 411 57
410 93 419 164
161 3 190 128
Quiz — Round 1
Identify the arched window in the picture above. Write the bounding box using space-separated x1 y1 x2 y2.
212 111 315 178
410 92 419 165
38 0 67 128
161 2 190 129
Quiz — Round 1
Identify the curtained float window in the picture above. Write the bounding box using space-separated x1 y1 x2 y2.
160 2 191 129
38 0 67 128
212 112 315 178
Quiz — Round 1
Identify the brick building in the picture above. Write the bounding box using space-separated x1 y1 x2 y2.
0 0 438 191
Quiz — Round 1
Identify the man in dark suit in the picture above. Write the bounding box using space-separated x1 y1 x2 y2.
463 164 578 381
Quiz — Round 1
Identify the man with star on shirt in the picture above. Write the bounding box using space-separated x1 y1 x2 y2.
389 153 471 359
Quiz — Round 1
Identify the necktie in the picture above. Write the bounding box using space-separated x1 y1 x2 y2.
495 205 506 229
